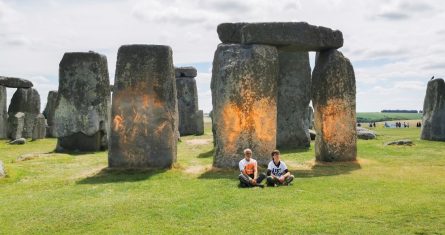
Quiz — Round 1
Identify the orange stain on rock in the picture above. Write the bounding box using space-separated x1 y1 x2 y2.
113 115 124 132
316 98 355 146
220 96 276 152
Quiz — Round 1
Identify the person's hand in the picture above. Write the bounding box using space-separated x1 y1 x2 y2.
279 176 285 183
250 179 257 185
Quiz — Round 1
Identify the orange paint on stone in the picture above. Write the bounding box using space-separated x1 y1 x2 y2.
113 115 124 132
318 98 355 146
220 97 276 153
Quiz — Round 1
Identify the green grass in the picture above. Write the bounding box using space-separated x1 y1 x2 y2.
1 122 444 234
357 112 422 123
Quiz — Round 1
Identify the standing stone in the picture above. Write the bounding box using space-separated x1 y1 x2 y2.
276 50 311 149
43 91 58 137
175 66 198 78
195 110 204 135
32 114 46 140
54 52 110 152
8 112 25 140
421 78 445 141
109 45 177 168
175 67 204 136
211 44 278 168
0 160 5 178
8 88 40 138
312 49 356 162
305 106 314 130
0 85 7 139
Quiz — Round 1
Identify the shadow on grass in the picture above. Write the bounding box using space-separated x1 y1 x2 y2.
295 161 361 178
77 168 166 184
197 148 214 158
44 149 105 156
198 161 361 180
279 147 311 154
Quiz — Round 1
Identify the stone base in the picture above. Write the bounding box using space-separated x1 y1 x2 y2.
56 132 106 152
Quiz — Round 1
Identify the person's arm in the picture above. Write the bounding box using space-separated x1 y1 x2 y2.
253 161 258 180
279 169 290 181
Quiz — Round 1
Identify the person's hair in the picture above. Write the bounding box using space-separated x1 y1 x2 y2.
243 148 252 154
271 150 280 157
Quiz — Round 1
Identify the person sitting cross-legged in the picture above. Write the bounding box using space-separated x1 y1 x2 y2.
266 150 294 187
238 148 266 188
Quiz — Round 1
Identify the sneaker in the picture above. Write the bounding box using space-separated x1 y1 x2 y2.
285 175 294 185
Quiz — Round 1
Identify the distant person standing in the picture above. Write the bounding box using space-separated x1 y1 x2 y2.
238 148 266 188
266 150 294 187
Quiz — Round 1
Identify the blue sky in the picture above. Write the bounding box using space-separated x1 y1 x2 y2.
1 0 444 113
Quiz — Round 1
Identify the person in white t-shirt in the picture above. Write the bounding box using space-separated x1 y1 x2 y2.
238 148 266 188
266 150 294 187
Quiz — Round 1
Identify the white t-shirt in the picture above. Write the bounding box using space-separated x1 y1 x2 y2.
239 158 257 176
267 161 288 177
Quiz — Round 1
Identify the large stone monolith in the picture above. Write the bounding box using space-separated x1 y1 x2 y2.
8 112 25 140
211 44 278 168
54 52 110 152
43 91 58 137
241 22 343 51
0 160 5 178
306 106 314 130
32 114 46 140
108 45 177 168
312 49 356 162
0 85 7 139
276 50 311 149
421 78 445 141
175 67 204 136
8 88 40 138
0 76 33 88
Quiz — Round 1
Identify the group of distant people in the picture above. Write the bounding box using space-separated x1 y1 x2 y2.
394 122 409 128
238 149 294 188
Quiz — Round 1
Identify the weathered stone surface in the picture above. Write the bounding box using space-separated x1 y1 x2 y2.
0 76 33 88
241 22 343 51
43 91 58 137
176 73 203 136
8 88 40 138
305 106 314 130
10 137 26 145
109 45 177 168
421 78 445 141
8 112 24 140
385 139 413 146
357 127 376 140
175 67 197 78
0 160 5 177
277 50 311 149
217 23 248 43
211 44 278 168
54 51 110 152
312 49 356 162
0 161 6 178
195 110 204 135
32 114 46 140
0 85 7 139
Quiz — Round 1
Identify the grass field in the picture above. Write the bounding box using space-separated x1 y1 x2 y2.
357 112 422 123
1 122 444 234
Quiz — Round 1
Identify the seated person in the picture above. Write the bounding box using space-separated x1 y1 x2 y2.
238 148 266 188
266 150 294 186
